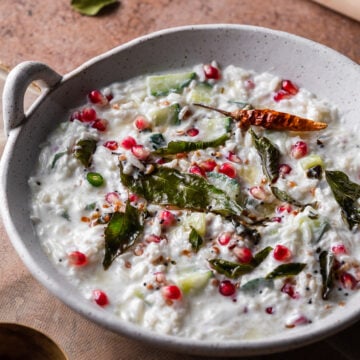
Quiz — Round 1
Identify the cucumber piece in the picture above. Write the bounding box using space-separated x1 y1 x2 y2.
189 82 213 104
300 154 324 170
178 271 213 294
184 212 206 237
207 171 241 202
196 117 232 141
147 72 196 96
150 103 180 127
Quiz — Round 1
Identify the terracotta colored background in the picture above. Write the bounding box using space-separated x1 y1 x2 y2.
0 1 359 359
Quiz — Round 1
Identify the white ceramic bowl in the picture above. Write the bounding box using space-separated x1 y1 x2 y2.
1 25 360 357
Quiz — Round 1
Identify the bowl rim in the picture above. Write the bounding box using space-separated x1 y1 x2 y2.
1 24 360 356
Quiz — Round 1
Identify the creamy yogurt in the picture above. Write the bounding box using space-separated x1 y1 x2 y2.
29 62 360 340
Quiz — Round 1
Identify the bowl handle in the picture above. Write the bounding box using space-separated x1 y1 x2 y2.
2 61 62 136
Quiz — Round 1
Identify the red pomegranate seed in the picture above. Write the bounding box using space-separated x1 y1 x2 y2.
331 244 348 255
146 234 162 243
233 247 253 264
273 245 292 262
81 107 97 122
92 289 109 306
249 186 267 201
200 159 217 172
276 204 293 214
189 165 206 177
162 285 182 300
279 164 292 178
291 141 308 159
203 64 220 80
282 80 299 95
129 193 139 202
120 136 137 149
218 232 232 246
68 251 87 266
218 163 236 178
105 93 113 102
103 141 118 151
274 90 292 102
265 307 274 314
88 90 108 106
134 115 151 131
105 192 120 204
227 151 242 163
131 145 150 160
70 111 82 122
186 128 199 137
281 282 299 299
156 158 165 165
271 217 282 223
341 272 358 290
159 210 176 226
219 280 236 296
245 79 255 89
91 119 108 131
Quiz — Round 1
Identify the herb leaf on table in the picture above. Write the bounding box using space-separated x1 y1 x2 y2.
71 0 118 16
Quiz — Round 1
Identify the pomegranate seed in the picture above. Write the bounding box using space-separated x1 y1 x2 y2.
203 64 220 80
331 244 348 255
131 145 150 160
265 307 274 314
129 193 139 202
186 128 199 137
274 90 292 102
134 115 151 131
279 164 292 178
162 285 182 300
218 232 232 246
276 204 292 214
292 315 310 326
189 165 206 177
91 119 108 131
219 280 236 296
88 90 108 106
200 159 217 172
291 141 308 159
281 282 299 299
92 289 109 306
70 111 82 122
218 163 236 178
245 79 255 89
227 151 242 163
121 136 137 149
271 217 282 223
105 192 120 204
105 93 113 102
81 107 97 122
341 272 358 290
282 80 299 95
103 141 118 151
249 186 267 201
233 247 253 264
159 210 176 226
273 244 292 262
146 234 162 243
68 251 87 266
156 158 165 165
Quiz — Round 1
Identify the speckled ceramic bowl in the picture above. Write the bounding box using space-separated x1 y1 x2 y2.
1 25 360 357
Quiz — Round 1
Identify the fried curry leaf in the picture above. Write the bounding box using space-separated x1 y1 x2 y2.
240 277 274 293
51 151 67 169
189 227 203 252
119 163 244 218
152 134 229 156
271 186 304 207
250 129 280 183
71 0 118 16
251 246 273 266
325 170 360 230
233 221 261 245
103 202 143 270
73 139 97 167
209 258 254 278
265 263 306 279
319 250 335 300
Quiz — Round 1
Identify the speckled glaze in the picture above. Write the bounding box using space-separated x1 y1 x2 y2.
1 25 360 357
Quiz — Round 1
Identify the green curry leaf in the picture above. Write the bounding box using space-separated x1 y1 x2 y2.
319 250 335 300
73 139 97 167
271 186 304 207
265 263 306 279
189 227 203 252
240 277 274 293
209 258 254 278
71 0 118 16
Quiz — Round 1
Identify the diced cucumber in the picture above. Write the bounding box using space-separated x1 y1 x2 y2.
147 72 196 96
189 82 213 104
150 103 180 127
300 154 324 170
184 212 206 237
149 133 166 150
207 171 241 202
299 215 330 243
196 117 232 141
178 271 213 294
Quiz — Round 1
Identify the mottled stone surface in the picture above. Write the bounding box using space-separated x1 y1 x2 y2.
0 1 359 359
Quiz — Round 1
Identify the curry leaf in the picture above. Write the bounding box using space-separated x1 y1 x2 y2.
265 263 306 279
319 250 335 300
71 0 118 16
51 151 67 169
189 227 203 252
119 163 244 218
152 134 229 156
250 129 280 183
233 221 261 245
240 277 274 293
73 139 97 167
209 258 254 278
325 170 360 230
251 246 273 266
103 202 143 270
271 186 304 207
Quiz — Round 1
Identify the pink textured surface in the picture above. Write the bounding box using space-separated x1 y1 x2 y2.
0 1 359 359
